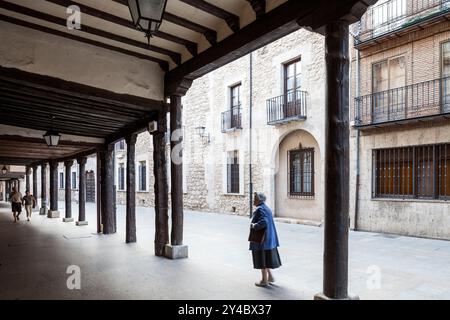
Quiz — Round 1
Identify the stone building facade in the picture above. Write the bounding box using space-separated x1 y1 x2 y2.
114 28 327 225
349 0 450 240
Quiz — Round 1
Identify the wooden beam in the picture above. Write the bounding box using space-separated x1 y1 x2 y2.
111 0 216 46
45 0 197 56
0 135 103 148
246 0 266 18
0 67 164 113
125 133 137 243
152 111 169 256
0 1 180 65
163 13 217 46
0 15 168 71
100 144 115 234
105 114 159 145
77 156 88 224
64 160 74 221
179 0 240 32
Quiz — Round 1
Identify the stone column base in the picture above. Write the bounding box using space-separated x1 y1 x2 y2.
314 292 359 300
63 217 74 222
76 221 88 226
47 210 60 218
164 244 188 259
39 207 48 215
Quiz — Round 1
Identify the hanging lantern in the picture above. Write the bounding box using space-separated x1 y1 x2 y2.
128 0 168 42
1 165 7 175
43 129 61 147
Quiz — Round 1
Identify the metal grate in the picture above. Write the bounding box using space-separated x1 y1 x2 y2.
373 144 450 199
227 151 239 194
221 105 242 132
288 148 314 198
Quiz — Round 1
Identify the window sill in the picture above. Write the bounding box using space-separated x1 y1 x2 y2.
288 195 315 200
223 193 245 197
371 197 450 204
137 190 149 193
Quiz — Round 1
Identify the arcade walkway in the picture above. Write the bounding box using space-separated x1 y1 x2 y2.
1 202 449 300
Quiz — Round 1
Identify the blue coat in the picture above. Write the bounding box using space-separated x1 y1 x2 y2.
249 203 280 251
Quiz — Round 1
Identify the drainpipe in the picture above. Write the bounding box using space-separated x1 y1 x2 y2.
354 47 361 231
249 52 253 218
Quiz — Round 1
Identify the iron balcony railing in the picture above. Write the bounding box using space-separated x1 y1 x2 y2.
221 106 242 132
353 0 450 45
267 90 307 125
354 77 450 127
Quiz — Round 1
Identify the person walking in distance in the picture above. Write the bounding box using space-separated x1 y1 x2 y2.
10 187 23 223
22 190 37 222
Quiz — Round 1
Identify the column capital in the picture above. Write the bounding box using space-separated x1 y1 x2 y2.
49 160 59 169
41 162 48 169
64 160 74 167
164 77 193 97
125 133 138 146
77 156 87 166
25 166 31 175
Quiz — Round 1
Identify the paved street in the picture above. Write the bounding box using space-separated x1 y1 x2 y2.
0 201 449 300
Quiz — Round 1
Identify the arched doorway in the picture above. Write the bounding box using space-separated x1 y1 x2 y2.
273 129 323 223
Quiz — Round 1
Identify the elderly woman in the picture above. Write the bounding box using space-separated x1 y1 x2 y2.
249 192 281 287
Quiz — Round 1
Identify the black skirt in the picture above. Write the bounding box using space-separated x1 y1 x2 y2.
12 202 22 213
252 248 282 269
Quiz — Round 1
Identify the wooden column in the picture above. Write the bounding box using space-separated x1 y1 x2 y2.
125 134 137 243
40 163 48 215
101 144 115 234
170 95 184 246
96 151 102 233
77 156 88 226
25 166 31 192
32 165 38 202
152 111 169 256
48 160 60 218
315 21 351 300
63 160 74 222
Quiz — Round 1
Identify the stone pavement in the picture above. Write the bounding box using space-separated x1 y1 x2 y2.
0 201 449 300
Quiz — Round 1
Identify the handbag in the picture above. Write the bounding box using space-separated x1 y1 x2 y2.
248 226 266 244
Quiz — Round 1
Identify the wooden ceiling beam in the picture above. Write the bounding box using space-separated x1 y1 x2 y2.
0 135 103 148
0 67 164 113
0 1 181 65
179 0 240 33
44 0 198 56
163 13 217 46
246 0 266 18
111 0 217 46
0 14 169 71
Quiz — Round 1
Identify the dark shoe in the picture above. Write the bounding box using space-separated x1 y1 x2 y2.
255 281 269 288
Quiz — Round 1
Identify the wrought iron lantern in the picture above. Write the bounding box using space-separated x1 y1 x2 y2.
43 116 61 147
1 165 7 175
128 0 168 42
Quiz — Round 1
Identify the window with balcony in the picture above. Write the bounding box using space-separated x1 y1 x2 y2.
117 140 125 150
118 163 125 191
441 41 450 112
267 58 307 125
373 144 450 199
289 148 314 197
227 151 240 194
371 56 406 122
222 84 242 132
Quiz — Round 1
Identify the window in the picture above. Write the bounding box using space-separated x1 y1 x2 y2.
372 56 406 121
59 172 64 189
373 144 450 199
227 151 239 194
284 58 301 96
289 148 314 197
139 161 147 191
72 172 77 190
230 84 241 129
283 58 303 117
441 41 450 112
118 163 125 191
372 0 406 36
117 140 125 150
